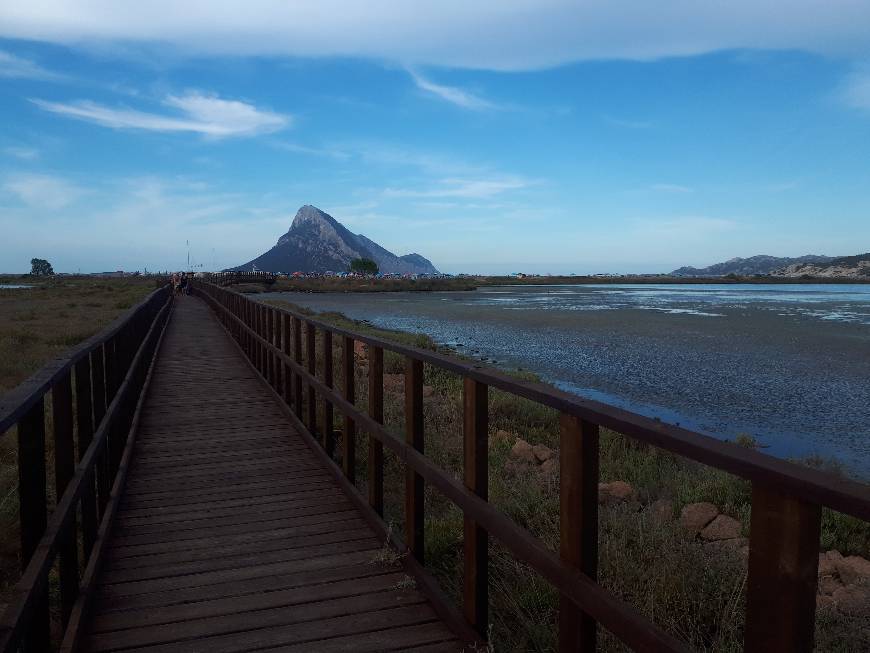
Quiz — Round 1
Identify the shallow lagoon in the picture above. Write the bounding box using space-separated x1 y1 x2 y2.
262 284 870 476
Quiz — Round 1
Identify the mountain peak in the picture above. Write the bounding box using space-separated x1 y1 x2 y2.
230 204 439 275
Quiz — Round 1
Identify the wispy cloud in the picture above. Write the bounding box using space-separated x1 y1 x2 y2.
273 141 351 160
0 49 63 80
3 146 40 160
32 92 290 137
1 172 85 210
384 176 529 199
840 67 870 111
407 70 496 111
650 183 693 193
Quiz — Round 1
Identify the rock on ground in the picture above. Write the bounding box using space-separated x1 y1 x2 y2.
510 438 538 465
700 515 742 541
679 502 719 534
598 481 634 505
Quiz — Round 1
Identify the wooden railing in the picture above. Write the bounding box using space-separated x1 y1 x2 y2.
194 281 870 652
0 286 172 652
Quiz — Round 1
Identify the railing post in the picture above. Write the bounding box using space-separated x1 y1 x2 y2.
53 371 79 629
342 336 356 483
265 307 273 385
91 345 110 514
405 357 425 562
744 484 821 652
74 356 98 558
322 330 334 457
293 317 303 417
559 414 599 653
282 313 293 407
463 377 488 636
17 397 50 650
368 345 384 515
306 322 317 432
272 308 281 390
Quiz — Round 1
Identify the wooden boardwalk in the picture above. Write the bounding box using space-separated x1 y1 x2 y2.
81 298 460 652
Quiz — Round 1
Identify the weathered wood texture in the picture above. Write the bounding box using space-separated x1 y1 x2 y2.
82 298 459 652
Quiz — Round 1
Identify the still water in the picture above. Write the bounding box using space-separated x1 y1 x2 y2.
262 284 870 476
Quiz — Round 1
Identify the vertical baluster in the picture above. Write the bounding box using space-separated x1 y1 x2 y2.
322 330 334 457
272 308 281 390
53 372 79 628
744 485 821 652
559 414 599 652
463 378 488 636
405 357 424 562
293 317 303 417
264 307 272 384
74 356 98 558
342 336 356 483
306 322 317 432
91 346 110 514
282 313 293 406
17 397 50 650
367 345 384 515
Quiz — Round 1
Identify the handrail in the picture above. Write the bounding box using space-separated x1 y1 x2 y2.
0 285 172 652
194 280 868 652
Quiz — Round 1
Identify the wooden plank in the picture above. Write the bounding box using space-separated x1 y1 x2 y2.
405 356 425 562
90 604 438 653
368 345 384 515
463 377 488 637
271 623 458 653
90 571 404 633
744 484 821 652
559 414 599 652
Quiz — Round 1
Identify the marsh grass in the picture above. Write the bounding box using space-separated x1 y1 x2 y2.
266 298 870 651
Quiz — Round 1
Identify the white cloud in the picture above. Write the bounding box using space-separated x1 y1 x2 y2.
31 92 290 137
407 70 495 110
840 67 870 111
650 183 693 193
3 146 40 160
0 49 62 80
2 2 870 70
384 176 530 199
1 172 85 209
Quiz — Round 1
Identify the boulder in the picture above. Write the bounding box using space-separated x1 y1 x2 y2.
598 481 634 505
704 537 748 558
700 515 742 541
422 385 435 398
819 552 839 577
835 555 870 586
679 502 719 535
818 574 844 597
510 439 538 465
648 499 674 524
540 458 559 476
532 444 555 462
831 584 870 614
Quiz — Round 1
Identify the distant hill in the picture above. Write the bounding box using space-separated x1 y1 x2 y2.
671 255 834 277
771 253 870 278
229 205 439 275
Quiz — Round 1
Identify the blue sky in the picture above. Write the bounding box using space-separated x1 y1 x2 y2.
1 2 869 274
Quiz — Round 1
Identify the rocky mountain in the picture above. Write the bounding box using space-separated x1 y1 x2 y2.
771 253 870 278
671 254 834 277
229 205 439 275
